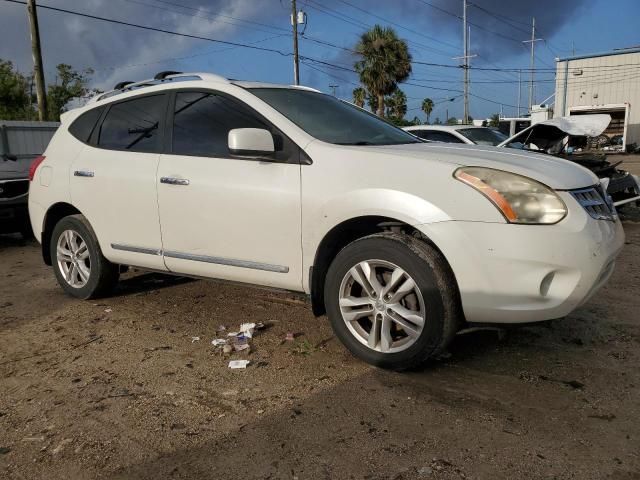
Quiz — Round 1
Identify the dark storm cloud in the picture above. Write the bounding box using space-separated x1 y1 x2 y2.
0 0 589 93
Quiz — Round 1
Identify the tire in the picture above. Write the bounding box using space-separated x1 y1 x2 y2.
50 214 119 299
324 232 461 370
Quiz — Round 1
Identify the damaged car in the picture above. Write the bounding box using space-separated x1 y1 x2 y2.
497 115 640 207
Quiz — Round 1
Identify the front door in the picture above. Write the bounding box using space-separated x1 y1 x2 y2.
157 90 302 290
69 94 167 270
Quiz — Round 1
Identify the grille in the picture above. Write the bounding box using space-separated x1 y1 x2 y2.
0 179 29 200
570 186 616 221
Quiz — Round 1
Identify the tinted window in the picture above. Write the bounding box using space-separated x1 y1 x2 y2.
97 95 165 152
413 130 464 143
69 107 104 143
457 128 508 146
249 88 420 146
172 92 271 157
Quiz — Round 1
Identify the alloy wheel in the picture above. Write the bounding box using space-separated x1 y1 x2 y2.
56 230 91 288
338 259 426 353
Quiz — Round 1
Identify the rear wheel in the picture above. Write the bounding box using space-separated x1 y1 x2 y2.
324 232 460 370
50 215 119 299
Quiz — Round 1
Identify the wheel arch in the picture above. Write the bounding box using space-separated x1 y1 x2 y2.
309 215 457 317
41 202 83 265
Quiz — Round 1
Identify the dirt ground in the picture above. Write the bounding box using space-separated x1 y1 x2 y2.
2 181 640 479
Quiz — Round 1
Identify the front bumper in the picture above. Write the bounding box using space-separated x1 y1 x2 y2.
418 192 625 324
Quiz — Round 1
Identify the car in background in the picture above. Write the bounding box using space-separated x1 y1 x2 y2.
1 121 59 238
403 125 510 146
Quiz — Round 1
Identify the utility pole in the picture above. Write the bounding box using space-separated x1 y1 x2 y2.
517 69 521 117
523 17 542 113
453 1 475 124
462 0 468 124
329 84 338 96
27 0 47 121
291 0 300 85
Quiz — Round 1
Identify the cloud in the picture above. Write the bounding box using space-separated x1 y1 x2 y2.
0 0 285 90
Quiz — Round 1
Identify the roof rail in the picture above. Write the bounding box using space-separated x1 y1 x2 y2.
154 70 182 80
114 81 135 90
88 72 231 104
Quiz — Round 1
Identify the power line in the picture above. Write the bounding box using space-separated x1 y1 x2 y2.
334 0 460 51
2 0 293 56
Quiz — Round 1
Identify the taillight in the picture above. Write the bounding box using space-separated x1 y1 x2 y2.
29 155 46 182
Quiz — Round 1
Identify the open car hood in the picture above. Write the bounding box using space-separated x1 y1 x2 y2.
497 114 612 149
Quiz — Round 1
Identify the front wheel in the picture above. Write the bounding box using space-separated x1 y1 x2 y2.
324 232 461 370
50 214 119 299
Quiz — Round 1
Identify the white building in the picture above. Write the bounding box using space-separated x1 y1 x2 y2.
555 47 640 149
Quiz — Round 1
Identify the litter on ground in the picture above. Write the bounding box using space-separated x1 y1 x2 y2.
228 360 250 369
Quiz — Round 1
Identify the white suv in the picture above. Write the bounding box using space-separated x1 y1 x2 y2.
28 72 625 370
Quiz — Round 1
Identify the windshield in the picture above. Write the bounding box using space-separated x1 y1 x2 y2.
248 88 420 146
457 128 509 146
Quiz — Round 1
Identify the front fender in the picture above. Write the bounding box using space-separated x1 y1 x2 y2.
301 188 451 292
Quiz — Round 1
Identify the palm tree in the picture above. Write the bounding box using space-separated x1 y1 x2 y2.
386 88 407 119
352 87 366 108
421 98 434 124
489 113 500 127
354 25 412 117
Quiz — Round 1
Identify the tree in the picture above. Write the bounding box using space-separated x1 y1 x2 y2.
488 113 500 128
354 25 412 117
352 87 366 108
446 116 458 125
385 88 407 120
0 59 33 120
433 117 442 125
47 64 100 121
421 98 434 124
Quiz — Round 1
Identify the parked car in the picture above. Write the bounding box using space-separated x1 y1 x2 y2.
28 72 625 370
404 124 509 146
1 121 59 237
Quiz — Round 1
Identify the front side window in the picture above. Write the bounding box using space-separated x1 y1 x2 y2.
97 95 165 152
172 92 270 157
249 88 420 146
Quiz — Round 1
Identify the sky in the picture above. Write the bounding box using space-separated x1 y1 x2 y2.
1 0 640 121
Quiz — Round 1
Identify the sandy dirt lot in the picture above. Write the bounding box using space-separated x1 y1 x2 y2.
1 219 639 479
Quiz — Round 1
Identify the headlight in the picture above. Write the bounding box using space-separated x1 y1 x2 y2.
454 167 567 224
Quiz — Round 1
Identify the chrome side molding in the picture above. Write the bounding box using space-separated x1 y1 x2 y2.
111 244 162 256
163 250 289 273
110 243 289 273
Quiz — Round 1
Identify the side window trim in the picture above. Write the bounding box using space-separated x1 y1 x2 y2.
165 88 302 165
91 92 168 153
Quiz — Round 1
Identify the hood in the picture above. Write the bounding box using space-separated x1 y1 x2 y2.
356 142 599 190
497 114 612 149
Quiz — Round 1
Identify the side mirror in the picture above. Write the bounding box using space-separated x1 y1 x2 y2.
228 128 275 157
1 153 17 162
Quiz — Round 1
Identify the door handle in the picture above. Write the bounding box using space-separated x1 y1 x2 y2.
74 170 94 178
160 177 190 186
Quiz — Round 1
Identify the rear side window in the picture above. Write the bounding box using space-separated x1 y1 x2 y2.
97 95 165 153
415 130 464 143
69 107 104 143
172 92 269 157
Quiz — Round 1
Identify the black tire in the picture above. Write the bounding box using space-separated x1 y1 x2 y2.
324 232 461 370
50 214 119 299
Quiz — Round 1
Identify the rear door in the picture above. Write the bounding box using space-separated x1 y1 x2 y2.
69 94 168 270
156 89 303 290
